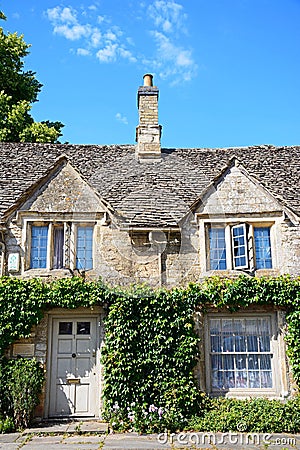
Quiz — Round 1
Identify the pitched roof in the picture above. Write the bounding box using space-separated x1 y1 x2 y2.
0 142 299 227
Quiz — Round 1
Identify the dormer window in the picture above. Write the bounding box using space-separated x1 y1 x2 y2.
207 223 273 271
28 221 94 271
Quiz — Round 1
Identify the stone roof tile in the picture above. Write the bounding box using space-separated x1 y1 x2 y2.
0 143 299 226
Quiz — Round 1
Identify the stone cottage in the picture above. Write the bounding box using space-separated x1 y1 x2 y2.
0 74 299 418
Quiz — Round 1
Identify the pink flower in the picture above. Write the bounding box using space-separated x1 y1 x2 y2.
149 404 158 412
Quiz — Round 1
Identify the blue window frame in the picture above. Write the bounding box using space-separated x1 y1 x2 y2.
76 226 93 270
30 225 48 269
209 227 227 270
254 227 272 269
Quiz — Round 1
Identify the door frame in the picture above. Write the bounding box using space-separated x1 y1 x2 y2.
45 307 104 419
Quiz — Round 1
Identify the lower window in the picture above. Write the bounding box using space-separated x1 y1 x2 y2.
207 315 274 393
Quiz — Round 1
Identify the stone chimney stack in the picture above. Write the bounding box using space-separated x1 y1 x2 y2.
135 74 162 161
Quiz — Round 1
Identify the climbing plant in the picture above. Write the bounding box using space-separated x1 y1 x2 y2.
101 285 209 431
0 274 300 432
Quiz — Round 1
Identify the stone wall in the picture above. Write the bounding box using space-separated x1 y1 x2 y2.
3 154 300 285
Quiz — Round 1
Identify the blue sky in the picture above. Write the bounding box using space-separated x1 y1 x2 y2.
2 0 300 148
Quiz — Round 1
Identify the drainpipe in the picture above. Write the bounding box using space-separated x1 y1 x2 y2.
0 242 5 277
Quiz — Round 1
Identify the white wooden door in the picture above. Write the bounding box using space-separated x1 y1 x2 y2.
49 318 98 417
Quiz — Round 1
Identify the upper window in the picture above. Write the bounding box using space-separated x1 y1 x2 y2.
208 315 274 393
76 226 93 270
30 225 48 269
208 223 272 271
209 227 226 270
254 227 272 269
29 223 94 271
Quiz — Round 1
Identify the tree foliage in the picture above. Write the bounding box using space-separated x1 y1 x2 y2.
0 13 63 142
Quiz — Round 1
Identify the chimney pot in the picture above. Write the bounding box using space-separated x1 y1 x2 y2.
143 74 153 87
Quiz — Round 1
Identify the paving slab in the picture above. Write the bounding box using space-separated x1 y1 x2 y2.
22 446 101 450
0 434 21 444
25 435 64 445
103 433 171 449
63 435 105 444
23 422 70 435
0 445 20 449
67 421 108 434
23 420 108 436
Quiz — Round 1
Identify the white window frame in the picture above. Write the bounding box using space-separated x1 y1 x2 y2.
205 220 274 272
205 312 281 397
231 223 249 269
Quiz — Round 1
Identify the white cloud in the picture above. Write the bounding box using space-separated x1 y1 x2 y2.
96 43 117 62
45 2 196 83
47 6 91 40
77 48 91 56
97 15 105 24
46 5 137 65
150 31 197 83
59 7 77 24
46 6 59 21
91 29 102 46
53 24 91 40
147 0 186 34
105 31 117 41
47 6 77 24
145 1 197 84
119 48 137 63
115 113 128 125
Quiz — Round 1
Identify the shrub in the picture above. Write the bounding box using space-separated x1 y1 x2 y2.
0 357 44 430
0 418 14 434
188 396 300 433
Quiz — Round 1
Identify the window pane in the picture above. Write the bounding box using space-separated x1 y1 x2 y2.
59 322 72 335
53 226 64 269
249 371 260 388
30 225 48 269
260 371 272 388
76 226 93 270
248 354 259 370
209 227 227 270
209 317 273 391
231 225 248 269
77 322 91 335
254 227 272 269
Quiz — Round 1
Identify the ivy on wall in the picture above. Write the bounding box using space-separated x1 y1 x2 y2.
0 276 108 353
0 275 300 431
101 285 208 430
